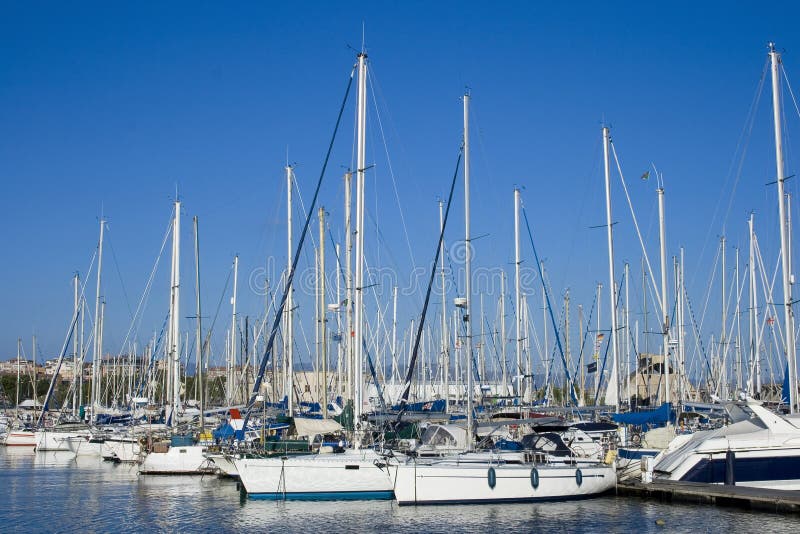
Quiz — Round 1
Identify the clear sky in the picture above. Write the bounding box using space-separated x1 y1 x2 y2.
2 1 800 383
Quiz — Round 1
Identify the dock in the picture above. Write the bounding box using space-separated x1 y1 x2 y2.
617 480 800 514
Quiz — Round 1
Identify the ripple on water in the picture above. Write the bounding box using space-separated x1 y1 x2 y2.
2 448 799 533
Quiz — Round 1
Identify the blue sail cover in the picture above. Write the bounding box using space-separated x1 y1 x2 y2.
390 399 446 412
611 402 673 428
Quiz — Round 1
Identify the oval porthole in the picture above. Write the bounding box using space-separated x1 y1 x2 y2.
576 468 583 487
530 467 540 489
488 467 497 489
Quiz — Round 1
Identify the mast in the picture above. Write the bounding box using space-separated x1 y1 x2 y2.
602 126 620 412
344 171 353 406
92 218 105 416
657 184 669 407
440 200 449 412
319 207 328 418
168 200 181 427
578 304 584 405
721 236 727 397
16 338 21 411
514 188 522 400
542 261 548 403
73 273 79 415
285 165 295 417
229 254 239 405
193 216 204 430
625 262 631 406
749 213 761 396
500 271 507 397
392 286 399 384
353 51 367 444
769 43 797 413
463 91 474 449
595 283 602 400
565 291 571 400
79 298 84 409
736 247 743 392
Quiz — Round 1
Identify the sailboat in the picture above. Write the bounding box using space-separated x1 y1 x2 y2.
393 92 617 506
139 200 212 475
234 50 404 499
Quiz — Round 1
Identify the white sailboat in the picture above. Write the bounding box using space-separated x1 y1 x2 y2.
138 199 210 475
234 50 403 500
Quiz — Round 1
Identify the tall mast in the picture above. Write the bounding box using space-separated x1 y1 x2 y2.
73 273 79 415
565 291 571 400
720 236 726 397
735 247 743 392
542 261 548 403
439 200 449 412
319 206 328 418
193 216 204 430
229 254 239 405
463 91 474 449
79 299 85 409
500 271 507 397
602 126 620 412
578 304 584 405
595 283 602 400
749 213 761 396
679 249 686 402
285 165 295 416
16 338 21 411
344 171 353 404
657 184 669 407
168 200 181 427
514 188 522 400
353 51 367 444
770 43 797 413
92 218 105 415
336 243 343 397
625 262 631 406
392 286 399 384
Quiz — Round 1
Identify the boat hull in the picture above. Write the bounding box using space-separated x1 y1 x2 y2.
3 431 36 446
394 460 616 505
139 445 213 475
234 450 397 500
101 439 142 463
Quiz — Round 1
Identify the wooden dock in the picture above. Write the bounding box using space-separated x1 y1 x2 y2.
617 480 800 513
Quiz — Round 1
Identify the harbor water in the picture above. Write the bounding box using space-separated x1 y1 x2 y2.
1 448 798 533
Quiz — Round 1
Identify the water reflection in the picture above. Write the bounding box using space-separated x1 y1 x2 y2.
2 447 799 533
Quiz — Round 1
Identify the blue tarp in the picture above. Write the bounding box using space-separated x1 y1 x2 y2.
391 399 446 412
212 424 235 440
611 402 673 428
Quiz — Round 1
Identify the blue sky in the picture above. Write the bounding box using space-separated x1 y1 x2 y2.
2 2 800 382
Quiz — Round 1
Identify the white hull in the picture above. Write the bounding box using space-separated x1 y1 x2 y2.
206 453 238 477
3 431 37 447
139 445 213 475
101 439 143 463
652 403 800 489
394 459 616 505
234 449 397 500
35 430 91 452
